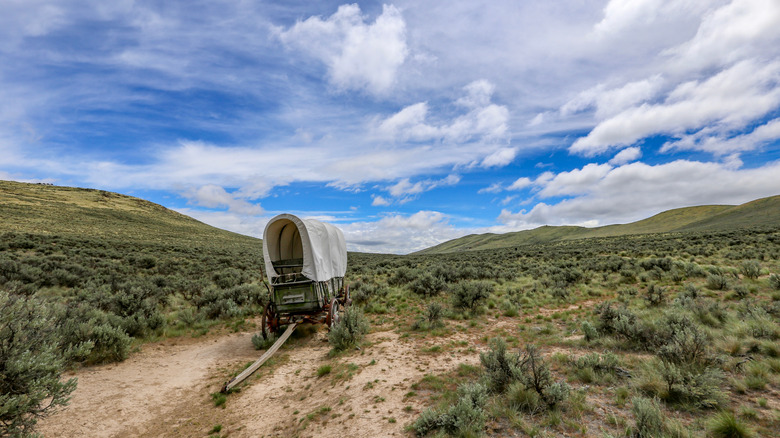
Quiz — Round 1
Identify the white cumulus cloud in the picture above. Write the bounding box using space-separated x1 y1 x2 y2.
340 210 465 253
561 76 664 119
371 194 391 206
507 177 532 191
609 146 642 165
377 79 509 145
384 174 460 202
661 118 780 155
277 4 407 94
665 0 780 73
184 184 264 215
570 59 780 156
499 159 780 229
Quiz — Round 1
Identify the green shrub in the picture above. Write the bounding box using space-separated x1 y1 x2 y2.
350 281 388 306
596 302 654 348
670 266 686 283
212 268 244 289
516 344 570 408
549 267 583 285
451 281 494 311
88 323 132 363
195 286 245 320
655 313 724 408
480 338 520 393
507 381 541 413
684 262 706 278
411 383 488 437
252 332 276 350
412 301 445 331
328 306 369 351
691 300 728 327
681 283 700 300
409 273 446 297
769 274 780 290
617 286 638 301
438 383 488 436
389 266 418 286
178 307 203 326
656 314 714 367
645 284 666 306
707 411 753 438
707 274 729 291
631 396 664 438
317 364 332 377
581 321 598 342
411 407 442 437
135 255 157 269
211 392 227 408
733 284 750 299
550 286 570 301
53 302 131 364
1 291 78 436
574 352 621 380
620 268 638 283
740 261 761 280
641 257 673 272
656 360 724 408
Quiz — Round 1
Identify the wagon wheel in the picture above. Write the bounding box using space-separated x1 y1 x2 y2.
261 302 279 339
326 297 344 329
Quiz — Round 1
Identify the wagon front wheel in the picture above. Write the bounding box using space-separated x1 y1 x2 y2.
327 297 344 329
261 302 278 339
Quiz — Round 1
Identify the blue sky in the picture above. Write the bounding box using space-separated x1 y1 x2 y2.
2 0 780 253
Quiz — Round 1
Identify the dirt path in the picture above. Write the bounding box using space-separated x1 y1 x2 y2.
37 324 481 438
225 329 480 437
41 309 611 437
37 332 259 438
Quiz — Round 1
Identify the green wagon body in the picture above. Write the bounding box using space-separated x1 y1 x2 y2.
269 258 344 314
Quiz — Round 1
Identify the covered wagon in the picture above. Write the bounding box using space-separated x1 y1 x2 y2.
260 213 349 338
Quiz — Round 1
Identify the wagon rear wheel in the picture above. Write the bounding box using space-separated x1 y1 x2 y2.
326 297 344 329
261 302 279 339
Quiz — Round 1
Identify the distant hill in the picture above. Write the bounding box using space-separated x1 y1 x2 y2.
0 180 260 247
417 195 780 254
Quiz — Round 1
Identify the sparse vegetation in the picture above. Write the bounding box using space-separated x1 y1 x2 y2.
328 306 369 352
0 291 78 436
708 411 753 438
450 280 494 312
4 182 780 437
317 364 332 377
211 392 227 408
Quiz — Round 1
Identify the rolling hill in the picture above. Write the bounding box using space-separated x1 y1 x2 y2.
418 195 780 254
0 180 260 247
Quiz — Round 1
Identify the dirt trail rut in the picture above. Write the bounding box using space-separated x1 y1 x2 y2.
38 325 481 437
37 332 259 437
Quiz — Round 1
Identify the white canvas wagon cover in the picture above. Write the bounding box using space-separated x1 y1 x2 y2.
263 213 347 283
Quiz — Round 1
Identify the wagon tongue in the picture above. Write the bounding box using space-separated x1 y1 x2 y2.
221 321 298 393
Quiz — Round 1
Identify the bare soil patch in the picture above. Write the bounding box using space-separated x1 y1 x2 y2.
37 323 483 437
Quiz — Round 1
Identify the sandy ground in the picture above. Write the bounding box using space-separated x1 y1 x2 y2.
37 322 481 438
37 331 260 437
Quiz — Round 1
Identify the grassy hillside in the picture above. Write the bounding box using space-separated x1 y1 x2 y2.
1 180 265 365
419 195 780 254
4 181 780 437
348 225 780 438
0 180 258 246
